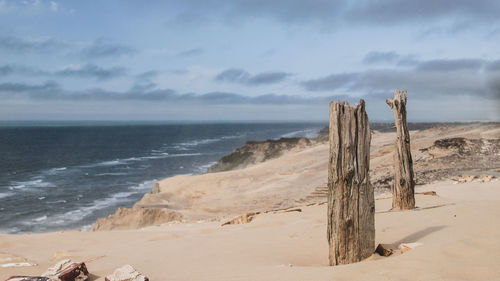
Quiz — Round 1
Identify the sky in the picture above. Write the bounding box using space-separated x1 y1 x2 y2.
0 0 499 121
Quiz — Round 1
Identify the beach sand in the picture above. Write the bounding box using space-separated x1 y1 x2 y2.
1 123 499 280
1 181 499 280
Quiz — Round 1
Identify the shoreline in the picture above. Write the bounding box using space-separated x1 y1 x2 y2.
2 122 498 234
1 180 499 280
0 122 326 235
91 122 499 231
0 122 498 280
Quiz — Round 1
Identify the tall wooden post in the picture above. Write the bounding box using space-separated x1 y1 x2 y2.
386 89 415 210
327 99 375 266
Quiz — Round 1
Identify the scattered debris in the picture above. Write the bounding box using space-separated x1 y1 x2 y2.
0 253 37 268
452 175 496 184
416 191 437 196
1 262 38 268
375 244 394 257
42 259 72 277
55 262 89 281
399 242 423 254
42 259 89 281
51 251 73 261
221 212 258 226
105 264 149 281
6 277 51 281
284 208 302 213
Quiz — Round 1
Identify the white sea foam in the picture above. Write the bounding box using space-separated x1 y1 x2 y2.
180 138 221 146
175 134 243 148
129 179 158 190
0 226 20 234
46 167 67 174
80 224 93 232
31 190 138 228
82 150 194 169
46 199 67 204
196 161 217 173
0 192 13 199
9 179 54 190
33 215 47 222
94 172 128 176
168 153 202 157
280 128 320 139
94 160 127 166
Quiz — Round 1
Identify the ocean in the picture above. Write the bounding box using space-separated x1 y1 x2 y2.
0 121 325 234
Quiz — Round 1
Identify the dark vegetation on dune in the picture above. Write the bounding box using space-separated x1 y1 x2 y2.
207 123 499 190
207 137 311 173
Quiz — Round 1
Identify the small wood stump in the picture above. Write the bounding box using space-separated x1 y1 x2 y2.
327 100 375 266
386 89 416 210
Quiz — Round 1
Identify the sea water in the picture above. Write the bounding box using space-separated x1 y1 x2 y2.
0 121 324 233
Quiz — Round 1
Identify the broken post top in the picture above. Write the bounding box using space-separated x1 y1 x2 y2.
328 98 371 186
329 99 366 111
386 89 407 109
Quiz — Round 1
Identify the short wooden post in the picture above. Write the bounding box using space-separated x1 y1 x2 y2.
327 99 375 266
386 89 415 210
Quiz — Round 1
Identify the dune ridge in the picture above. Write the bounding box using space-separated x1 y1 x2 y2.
91 123 500 231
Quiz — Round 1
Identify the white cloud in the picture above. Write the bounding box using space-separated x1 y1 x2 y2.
50 1 57 11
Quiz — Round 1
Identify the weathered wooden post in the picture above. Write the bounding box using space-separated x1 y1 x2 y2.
327 99 375 266
386 89 415 210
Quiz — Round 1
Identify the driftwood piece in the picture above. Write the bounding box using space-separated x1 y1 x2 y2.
399 242 423 254
105 264 149 281
6 277 51 281
56 262 88 281
42 260 89 281
386 89 416 210
375 244 394 257
221 212 258 226
327 100 375 266
416 191 437 196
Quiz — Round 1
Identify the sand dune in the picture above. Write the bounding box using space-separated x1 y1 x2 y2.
92 123 499 230
1 181 500 280
1 123 499 280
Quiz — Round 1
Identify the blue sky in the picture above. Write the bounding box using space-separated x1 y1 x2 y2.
0 0 499 121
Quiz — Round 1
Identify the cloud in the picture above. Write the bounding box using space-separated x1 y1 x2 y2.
169 0 344 26
50 1 57 11
345 0 500 25
248 72 291 85
415 59 484 72
0 81 60 98
363 51 400 64
81 39 136 59
176 47 203 57
215 68 250 83
131 70 160 92
215 68 291 85
135 70 159 80
0 36 69 53
55 64 127 80
0 63 127 81
165 0 500 31
363 51 495 72
302 73 359 91
0 80 350 104
0 64 48 76
486 60 500 72
301 65 498 100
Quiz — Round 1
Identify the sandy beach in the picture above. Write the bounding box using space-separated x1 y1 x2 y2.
1 123 499 280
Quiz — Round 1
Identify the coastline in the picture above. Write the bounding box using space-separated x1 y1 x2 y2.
1 180 499 280
0 122 499 280
90 122 499 231
0 122 326 234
